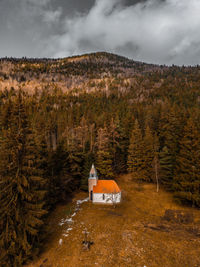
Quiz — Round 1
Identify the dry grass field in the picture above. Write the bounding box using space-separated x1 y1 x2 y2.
26 174 200 267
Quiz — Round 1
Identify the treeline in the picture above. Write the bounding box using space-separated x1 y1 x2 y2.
0 62 200 265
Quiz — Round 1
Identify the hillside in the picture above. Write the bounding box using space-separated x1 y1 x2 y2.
0 52 199 106
0 52 162 98
0 52 200 266
26 174 200 267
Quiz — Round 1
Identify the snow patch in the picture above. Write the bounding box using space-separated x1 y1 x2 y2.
77 197 89 205
59 197 89 238
58 217 73 226
65 218 73 223
63 227 73 237
59 197 88 226
63 234 68 237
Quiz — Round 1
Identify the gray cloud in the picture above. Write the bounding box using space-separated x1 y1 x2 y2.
0 0 200 65
43 8 62 24
0 0 62 57
46 0 200 65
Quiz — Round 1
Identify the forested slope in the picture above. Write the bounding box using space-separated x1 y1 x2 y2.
0 52 200 266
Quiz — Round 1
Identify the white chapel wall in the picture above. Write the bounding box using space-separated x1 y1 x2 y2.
93 192 121 203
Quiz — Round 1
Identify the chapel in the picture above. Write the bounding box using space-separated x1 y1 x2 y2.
88 164 121 204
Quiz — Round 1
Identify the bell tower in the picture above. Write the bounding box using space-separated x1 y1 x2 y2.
88 164 98 201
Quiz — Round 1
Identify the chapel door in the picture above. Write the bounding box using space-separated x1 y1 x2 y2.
90 191 93 201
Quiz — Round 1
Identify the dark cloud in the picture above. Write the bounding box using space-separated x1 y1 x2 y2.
0 0 200 65
53 0 94 15
46 0 200 65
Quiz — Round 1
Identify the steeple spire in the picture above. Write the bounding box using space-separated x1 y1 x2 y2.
89 164 98 179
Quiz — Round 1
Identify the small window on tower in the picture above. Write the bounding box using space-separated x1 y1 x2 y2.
102 194 105 200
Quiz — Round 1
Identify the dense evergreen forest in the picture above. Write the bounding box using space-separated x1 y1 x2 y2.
0 52 200 266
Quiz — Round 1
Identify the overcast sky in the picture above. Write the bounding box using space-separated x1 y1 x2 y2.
0 0 200 65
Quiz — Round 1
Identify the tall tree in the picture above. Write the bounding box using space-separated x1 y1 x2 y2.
159 146 173 189
81 152 95 191
143 126 154 182
153 134 160 192
173 118 200 207
0 92 47 266
127 120 144 179
96 127 114 179
159 106 184 178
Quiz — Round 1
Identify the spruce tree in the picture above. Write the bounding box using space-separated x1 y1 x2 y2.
67 150 84 188
81 152 94 191
47 145 67 205
108 118 122 173
96 127 114 179
127 120 144 179
143 126 154 182
159 146 173 189
0 92 47 266
159 107 184 179
96 150 114 179
153 134 160 192
173 118 200 207
46 143 81 204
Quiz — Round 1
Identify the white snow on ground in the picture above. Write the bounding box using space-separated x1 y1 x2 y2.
63 234 68 237
76 197 89 205
58 197 89 244
65 218 73 223
58 197 89 227
58 217 73 226
63 227 73 237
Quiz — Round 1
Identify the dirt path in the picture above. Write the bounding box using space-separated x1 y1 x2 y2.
26 175 200 267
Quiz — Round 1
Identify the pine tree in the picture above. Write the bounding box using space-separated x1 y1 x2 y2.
159 106 184 179
173 118 200 207
0 92 47 266
46 143 79 204
81 152 94 191
96 150 114 178
127 120 144 179
143 126 154 182
67 150 84 188
96 127 114 179
159 146 173 189
153 134 160 192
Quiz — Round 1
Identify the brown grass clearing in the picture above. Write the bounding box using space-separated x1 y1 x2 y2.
26 174 200 267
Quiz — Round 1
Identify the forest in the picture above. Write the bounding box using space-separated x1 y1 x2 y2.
0 52 200 266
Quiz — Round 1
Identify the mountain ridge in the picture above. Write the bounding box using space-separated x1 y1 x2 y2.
0 51 199 106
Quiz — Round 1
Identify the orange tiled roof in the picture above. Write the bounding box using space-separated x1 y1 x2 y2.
93 180 121 194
